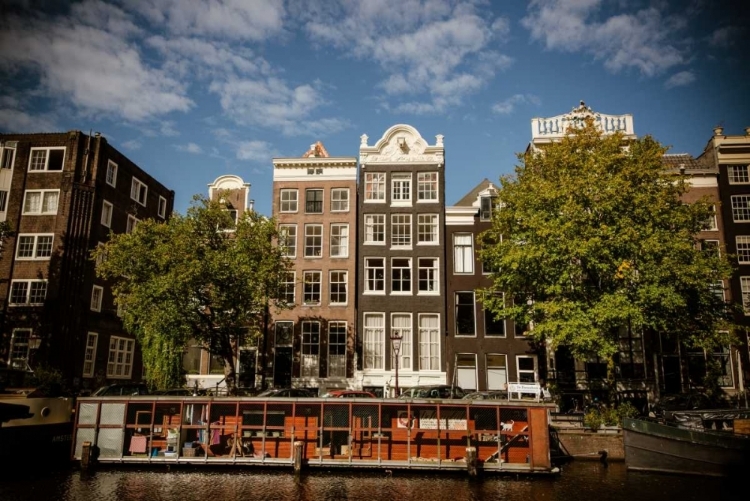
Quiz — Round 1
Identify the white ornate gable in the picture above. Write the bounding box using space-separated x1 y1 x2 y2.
360 124 444 166
530 101 635 143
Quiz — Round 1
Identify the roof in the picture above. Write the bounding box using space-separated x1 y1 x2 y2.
454 178 497 206
662 153 715 173
302 141 330 158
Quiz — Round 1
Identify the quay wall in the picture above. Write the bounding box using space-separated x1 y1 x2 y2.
556 429 624 461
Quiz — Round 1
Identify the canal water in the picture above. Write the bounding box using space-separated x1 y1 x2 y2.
0 461 742 501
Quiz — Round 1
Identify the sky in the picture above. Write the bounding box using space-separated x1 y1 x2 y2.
1 0 748 216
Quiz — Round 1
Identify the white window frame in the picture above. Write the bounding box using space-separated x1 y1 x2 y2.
417 214 439 245
22 189 59 215
390 257 412 295
363 313 385 370
280 189 299 213
9 328 32 370
1 144 16 170
28 147 65 172
304 224 323 257
391 173 412 206
107 335 134 379
279 224 297 258
130 177 148 206
728 165 750 184
15 233 54 260
303 270 322 305
480 196 493 221
737 236 750 263
158 196 167 218
301 321 320 378
418 257 439 295
9 280 48 306
453 233 474 274
741 276 750 315
328 321 347 378
516 355 539 383
82 332 98 378
101 200 113 227
731 196 750 223
486 353 508 391
331 188 350 212
364 172 386 202
106 160 118 187
364 257 385 294
417 172 438 201
391 213 412 248
0 190 8 212
455 291 476 337
91 285 104 312
305 188 324 214
126 214 139 234
364 214 385 245
418 313 440 371
329 270 348 305
281 271 295 304
330 223 349 258
391 313 412 371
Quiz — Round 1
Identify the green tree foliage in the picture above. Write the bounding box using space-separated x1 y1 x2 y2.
94 195 291 394
480 120 735 379
0 220 14 256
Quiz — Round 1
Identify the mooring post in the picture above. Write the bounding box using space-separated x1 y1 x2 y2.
293 441 304 474
81 441 92 471
465 446 477 477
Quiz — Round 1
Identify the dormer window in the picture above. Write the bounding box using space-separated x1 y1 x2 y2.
480 196 493 221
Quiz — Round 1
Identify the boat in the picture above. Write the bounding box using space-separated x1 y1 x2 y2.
623 410 750 477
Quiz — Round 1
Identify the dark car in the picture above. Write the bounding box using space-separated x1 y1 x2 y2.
462 390 508 401
652 392 714 421
92 383 149 396
153 388 208 396
256 388 315 398
322 390 376 398
398 385 465 399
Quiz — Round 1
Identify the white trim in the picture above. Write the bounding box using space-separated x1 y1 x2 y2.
82 332 98 378
279 188 299 213
15 233 54 260
9 279 48 306
106 160 118 187
107 335 135 379
329 270 348 306
130 176 148 206
22 189 59 215
101 200 113 227
90 285 104 312
28 147 65 172
455 290 477 337
158 196 167 218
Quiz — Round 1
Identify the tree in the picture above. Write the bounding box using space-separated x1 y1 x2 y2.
0 220 14 257
94 195 291 394
479 119 736 383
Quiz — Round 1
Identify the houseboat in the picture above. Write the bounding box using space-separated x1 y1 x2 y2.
72 396 558 475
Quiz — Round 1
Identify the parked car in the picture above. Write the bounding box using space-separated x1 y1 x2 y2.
92 383 149 396
152 388 208 396
322 390 376 398
652 392 715 421
398 385 465 399
256 388 315 398
462 390 508 401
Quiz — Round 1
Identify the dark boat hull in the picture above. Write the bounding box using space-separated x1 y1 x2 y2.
0 397 74 463
623 417 750 477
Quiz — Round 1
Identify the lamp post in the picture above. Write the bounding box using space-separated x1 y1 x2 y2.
390 331 403 398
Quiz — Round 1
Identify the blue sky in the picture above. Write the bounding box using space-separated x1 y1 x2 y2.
1 0 748 216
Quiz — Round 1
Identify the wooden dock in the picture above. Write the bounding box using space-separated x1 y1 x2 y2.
72 396 557 475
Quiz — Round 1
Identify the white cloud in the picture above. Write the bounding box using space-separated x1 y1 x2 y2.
0 107 59 133
121 139 142 150
160 121 180 137
492 94 541 115
176 142 203 154
236 140 275 162
664 70 695 89
521 0 686 77
707 26 741 48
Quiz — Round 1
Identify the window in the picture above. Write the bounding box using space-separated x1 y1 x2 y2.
301 321 320 378
455 292 476 336
1 144 16 169
418 214 438 244
130 177 148 206
391 173 411 204
95 241 107 267
687 345 733 388
480 196 493 221
617 326 645 379
303 271 322 305
364 172 385 201
702 204 718 230
107 336 134 378
331 188 349 212
391 313 412 370
363 313 385 369
0 190 8 212
330 224 349 257
701 239 720 256
126 214 139 233
736 236 750 263
305 189 323 213
280 271 295 304
710 281 725 302
304 224 323 257
101 200 113 227
9 329 32 369
275 321 294 346
330 271 347 304
418 258 439 294
741 277 750 314
364 214 385 244
328 322 347 377
23 190 59 215
456 354 477 391
486 354 508 390
279 225 297 257
280 189 298 212
391 214 411 247
453 234 474 273
15 234 53 260
158 196 167 218
391 258 411 294
82 332 98 378
731 197 750 222
9 280 47 305
728 165 750 184
418 314 440 370
484 293 506 337
182 341 202 374
417 172 438 201
365 258 385 293
517 355 538 383
90 285 104 312
106 160 118 187
28 147 65 171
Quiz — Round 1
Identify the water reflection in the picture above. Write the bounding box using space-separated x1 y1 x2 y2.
0 461 742 501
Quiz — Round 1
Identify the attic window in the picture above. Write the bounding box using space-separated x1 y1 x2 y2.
480 196 493 221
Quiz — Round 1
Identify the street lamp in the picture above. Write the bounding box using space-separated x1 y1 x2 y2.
390 331 403 398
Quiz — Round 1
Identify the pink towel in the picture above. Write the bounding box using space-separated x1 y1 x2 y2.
130 435 147 453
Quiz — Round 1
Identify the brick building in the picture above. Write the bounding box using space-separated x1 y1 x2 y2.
0 131 174 392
